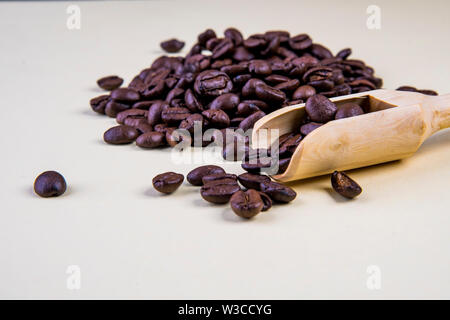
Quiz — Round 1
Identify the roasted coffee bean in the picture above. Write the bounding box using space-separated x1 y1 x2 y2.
289 34 313 51
34 171 67 198
212 38 234 60
278 157 291 174
248 60 272 76
132 101 154 110
233 46 255 61
242 78 265 97
97 75 123 91
179 113 205 134
90 95 109 114
165 127 191 147
160 38 185 53
211 58 233 69
274 79 300 93
238 111 266 131
224 27 244 46
165 87 185 103
104 125 139 144
202 109 230 128
152 172 184 194
116 109 148 124
279 133 302 156
198 29 217 46
335 103 364 120
110 88 140 102
292 85 316 101
305 94 337 123
300 122 323 136
241 156 273 173
255 83 286 104
336 48 352 60
258 191 272 211
147 101 168 126
136 131 166 148
237 173 270 190
260 180 297 203
331 171 362 199
194 70 233 97
209 93 240 112
184 88 203 112
187 165 225 186
200 179 240 204
221 64 248 76
310 43 333 60
264 74 291 85
202 173 237 185
161 107 191 125
105 100 131 117
230 190 264 218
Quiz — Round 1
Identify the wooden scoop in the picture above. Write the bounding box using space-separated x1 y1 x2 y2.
252 89 450 182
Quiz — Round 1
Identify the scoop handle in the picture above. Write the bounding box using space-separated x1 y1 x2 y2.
429 93 450 131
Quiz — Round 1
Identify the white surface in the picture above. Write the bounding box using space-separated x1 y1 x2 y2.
0 0 449 299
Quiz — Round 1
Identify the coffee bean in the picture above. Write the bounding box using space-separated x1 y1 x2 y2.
110 88 140 102
202 109 230 128
90 95 109 114
230 189 264 218
209 93 240 112
335 103 364 120
179 113 204 134
202 173 237 185
241 156 273 173
136 131 166 148
198 29 217 46
224 27 244 46
278 157 291 174
289 34 312 51
238 111 266 131
104 125 140 144
260 181 296 203
116 109 148 124
160 38 185 53
299 122 323 136
105 100 131 117
184 89 203 112
212 38 234 60
248 60 272 76
187 165 225 186
241 78 265 97
34 171 67 198
200 179 240 204
274 79 300 93
194 70 233 97
331 171 362 199
292 85 316 101
147 101 168 126
97 75 123 91
258 191 272 211
161 107 191 125
255 83 286 104
237 173 270 190
336 48 352 60
305 94 337 123
152 172 184 194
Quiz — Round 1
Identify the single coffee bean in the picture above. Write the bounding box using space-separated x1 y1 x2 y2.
34 171 67 198
274 79 300 93
241 156 273 173
165 127 191 147
258 191 272 211
97 75 123 91
202 109 230 128
148 101 169 126
305 94 337 123
292 85 316 101
237 173 270 190
241 78 265 97
103 125 140 144
110 88 140 102
238 111 266 132
230 190 264 218
209 93 240 112
200 179 241 204
248 60 272 76
289 34 313 51
255 83 286 104
116 109 148 124
161 107 191 125
184 89 203 112
152 172 184 194
331 171 362 199
300 122 323 136
279 133 302 156
198 29 217 46
202 173 237 185
260 180 297 203
335 103 364 120
132 101 154 110
187 165 225 186
277 157 291 174
336 48 352 60
212 38 234 59
194 70 233 97
224 27 244 46
136 131 166 148
160 38 185 53
105 100 131 118
90 95 109 114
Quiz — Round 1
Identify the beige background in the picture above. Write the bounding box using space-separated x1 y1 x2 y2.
0 0 449 299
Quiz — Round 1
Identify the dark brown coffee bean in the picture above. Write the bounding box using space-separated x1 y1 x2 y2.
132 101 154 110
238 111 266 132
264 74 291 85
224 27 243 46
194 70 233 97
300 122 323 136
233 46 255 61
396 86 417 92
331 171 362 199
279 133 302 156
165 127 191 147
248 60 272 76
209 93 240 112
202 173 237 185
97 75 123 91
230 190 264 218
160 38 185 53
105 100 131 118
187 165 225 186
147 101 168 126
277 157 291 174
212 38 234 59
206 37 221 51
220 64 248 76
336 48 352 60
305 94 337 123
292 85 316 101
274 79 300 93
198 29 217 46
310 43 333 60
90 95 109 114
258 192 272 211
242 78 265 97
161 107 191 125
202 109 230 128
136 131 166 148
152 172 184 194
184 54 211 73
255 83 286 104
241 156 273 173
116 109 148 124
104 125 139 145
417 89 438 96
110 88 140 102
34 171 67 198
335 103 364 120
237 173 270 190
179 113 204 134
165 87 185 103
211 58 233 69
260 180 297 203
289 34 312 51
184 88 203 112
201 180 241 204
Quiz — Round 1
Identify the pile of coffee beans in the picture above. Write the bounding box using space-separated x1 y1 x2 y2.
152 165 296 219
91 28 384 157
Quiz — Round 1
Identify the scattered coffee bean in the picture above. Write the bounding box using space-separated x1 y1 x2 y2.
104 125 140 144
34 171 67 198
238 173 271 190
152 172 184 194
230 189 264 218
136 131 165 148
97 75 123 91
202 173 237 185
187 165 225 186
331 171 362 199
260 180 297 203
160 38 185 53
258 192 273 211
200 179 240 204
